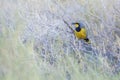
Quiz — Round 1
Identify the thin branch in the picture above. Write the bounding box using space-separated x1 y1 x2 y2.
63 19 74 33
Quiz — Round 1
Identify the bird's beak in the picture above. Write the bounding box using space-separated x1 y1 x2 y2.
71 23 76 25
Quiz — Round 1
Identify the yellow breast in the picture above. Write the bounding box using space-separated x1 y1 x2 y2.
74 28 87 39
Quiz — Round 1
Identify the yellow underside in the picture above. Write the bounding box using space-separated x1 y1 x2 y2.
74 28 87 39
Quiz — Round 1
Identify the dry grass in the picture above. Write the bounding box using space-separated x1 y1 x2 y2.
0 0 120 80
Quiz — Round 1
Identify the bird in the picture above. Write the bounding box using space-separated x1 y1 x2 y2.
72 22 91 44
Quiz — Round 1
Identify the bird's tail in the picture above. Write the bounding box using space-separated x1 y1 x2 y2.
84 38 91 44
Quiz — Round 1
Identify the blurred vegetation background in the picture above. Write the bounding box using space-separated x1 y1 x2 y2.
0 0 120 80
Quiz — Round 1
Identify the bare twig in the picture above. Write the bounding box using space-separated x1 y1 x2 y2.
63 19 74 33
